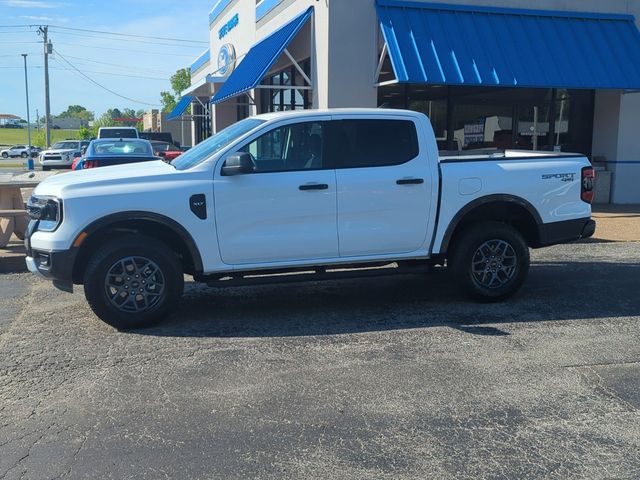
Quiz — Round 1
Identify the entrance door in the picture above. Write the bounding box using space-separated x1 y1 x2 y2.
213 119 338 265
328 118 432 257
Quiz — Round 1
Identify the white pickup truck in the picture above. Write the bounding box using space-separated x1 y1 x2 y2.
24 109 596 329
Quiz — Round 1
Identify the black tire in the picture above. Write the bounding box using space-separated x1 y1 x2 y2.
83 235 184 329
42 166 50 171
449 221 530 302
20 152 28 158
1 152 8 158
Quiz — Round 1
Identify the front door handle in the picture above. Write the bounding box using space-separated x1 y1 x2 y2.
299 183 329 191
396 178 424 185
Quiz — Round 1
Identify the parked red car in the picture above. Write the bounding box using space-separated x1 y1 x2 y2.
150 141 183 161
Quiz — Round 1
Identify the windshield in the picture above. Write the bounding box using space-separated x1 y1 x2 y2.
52 141 79 150
151 142 178 152
171 118 265 170
88 139 152 156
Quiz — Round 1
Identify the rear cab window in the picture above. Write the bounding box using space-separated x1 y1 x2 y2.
325 118 419 169
98 128 138 139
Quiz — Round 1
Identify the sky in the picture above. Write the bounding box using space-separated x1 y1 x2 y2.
0 0 211 120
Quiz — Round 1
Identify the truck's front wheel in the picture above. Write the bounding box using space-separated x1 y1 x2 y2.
83 235 184 329
449 222 529 302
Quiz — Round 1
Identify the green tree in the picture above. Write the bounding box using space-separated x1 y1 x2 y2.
78 126 93 140
58 105 94 122
171 68 191 94
160 68 191 113
160 91 177 113
93 110 117 128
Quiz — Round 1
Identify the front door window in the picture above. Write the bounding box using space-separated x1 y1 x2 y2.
240 121 325 172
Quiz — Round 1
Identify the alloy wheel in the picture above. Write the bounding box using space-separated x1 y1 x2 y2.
104 256 165 313
471 239 517 289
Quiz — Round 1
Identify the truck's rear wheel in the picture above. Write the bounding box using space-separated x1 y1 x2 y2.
449 222 529 302
83 235 184 329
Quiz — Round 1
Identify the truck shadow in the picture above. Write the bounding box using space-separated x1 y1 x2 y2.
135 260 640 338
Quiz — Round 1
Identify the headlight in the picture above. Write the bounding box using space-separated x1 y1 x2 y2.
27 195 62 231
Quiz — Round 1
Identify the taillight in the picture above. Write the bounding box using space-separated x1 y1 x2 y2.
84 160 99 169
581 166 595 204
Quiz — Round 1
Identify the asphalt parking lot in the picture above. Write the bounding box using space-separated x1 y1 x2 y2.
1 241 639 479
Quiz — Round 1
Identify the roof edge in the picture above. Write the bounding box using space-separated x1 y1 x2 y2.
375 0 636 23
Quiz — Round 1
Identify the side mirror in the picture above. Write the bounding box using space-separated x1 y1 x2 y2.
221 152 254 176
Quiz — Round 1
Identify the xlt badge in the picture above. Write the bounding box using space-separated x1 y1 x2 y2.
189 194 207 220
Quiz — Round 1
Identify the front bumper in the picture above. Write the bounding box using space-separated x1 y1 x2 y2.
25 220 76 293
40 159 73 167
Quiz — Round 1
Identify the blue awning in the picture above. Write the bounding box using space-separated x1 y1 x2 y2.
376 0 640 89
212 6 313 104
167 95 193 120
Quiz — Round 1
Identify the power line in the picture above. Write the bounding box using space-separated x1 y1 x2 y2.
52 41 196 57
46 25 207 44
53 49 161 106
59 54 174 75
48 29 205 49
50 59 168 80
1 61 170 80
0 53 38 57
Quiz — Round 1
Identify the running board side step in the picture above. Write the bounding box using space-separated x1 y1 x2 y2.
202 262 432 288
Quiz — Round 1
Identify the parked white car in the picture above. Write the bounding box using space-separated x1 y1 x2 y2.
1 145 40 158
25 109 596 329
39 140 90 170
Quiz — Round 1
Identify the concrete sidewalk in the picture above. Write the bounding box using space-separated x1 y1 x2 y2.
1 205 639 274
591 204 640 242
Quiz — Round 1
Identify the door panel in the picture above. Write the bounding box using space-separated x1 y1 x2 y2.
336 159 431 256
213 119 338 265
329 119 431 256
214 171 337 265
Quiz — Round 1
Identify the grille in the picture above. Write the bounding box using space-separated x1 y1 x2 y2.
43 155 62 161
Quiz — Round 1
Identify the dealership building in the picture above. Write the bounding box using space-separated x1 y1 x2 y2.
173 0 640 203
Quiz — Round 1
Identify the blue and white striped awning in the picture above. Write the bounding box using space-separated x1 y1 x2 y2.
376 0 640 89
166 95 193 120
212 7 313 103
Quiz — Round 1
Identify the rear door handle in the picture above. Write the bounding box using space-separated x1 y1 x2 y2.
299 183 329 191
396 178 424 185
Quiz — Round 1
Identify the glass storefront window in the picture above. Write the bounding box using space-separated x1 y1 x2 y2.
260 59 311 113
377 85 594 156
193 100 212 144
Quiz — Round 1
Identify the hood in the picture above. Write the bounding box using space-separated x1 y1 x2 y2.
33 160 177 199
41 148 76 155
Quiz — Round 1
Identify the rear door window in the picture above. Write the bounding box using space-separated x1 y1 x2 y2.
326 119 419 169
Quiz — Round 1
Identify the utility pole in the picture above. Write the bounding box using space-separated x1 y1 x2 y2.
21 54 32 163
36 109 39 130
38 26 52 148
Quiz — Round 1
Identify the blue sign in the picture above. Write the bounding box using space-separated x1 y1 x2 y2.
218 13 239 40
217 43 236 76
